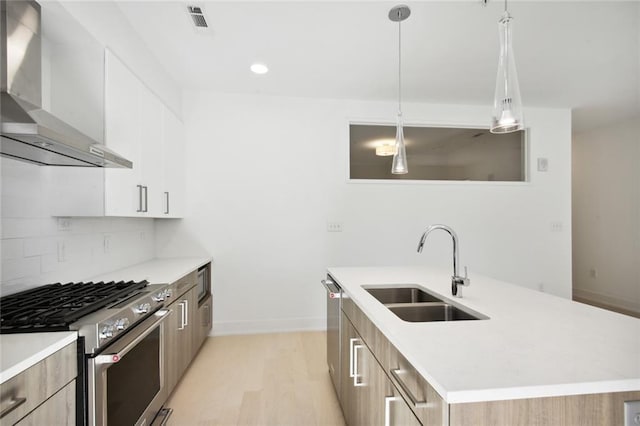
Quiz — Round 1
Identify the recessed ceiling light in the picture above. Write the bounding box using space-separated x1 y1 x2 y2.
250 63 269 74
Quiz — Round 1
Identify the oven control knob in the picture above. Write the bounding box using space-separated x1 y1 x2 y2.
115 318 130 331
100 325 115 339
134 303 151 314
164 289 172 298
152 292 165 302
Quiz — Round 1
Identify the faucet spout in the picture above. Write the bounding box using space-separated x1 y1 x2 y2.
416 224 469 297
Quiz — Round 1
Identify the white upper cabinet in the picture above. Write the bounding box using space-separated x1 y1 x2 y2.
50 49 185 218
103 49 143 216
161 109 186 218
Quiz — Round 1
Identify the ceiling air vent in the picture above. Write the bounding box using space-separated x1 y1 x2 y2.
187 6 208 28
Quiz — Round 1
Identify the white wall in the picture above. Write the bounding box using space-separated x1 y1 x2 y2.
0 159 156 295
572 117 640 313
155 92 572 335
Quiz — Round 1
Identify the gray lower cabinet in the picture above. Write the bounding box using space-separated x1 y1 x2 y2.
0 342 77 426
341 311 420 426
14 380 75 426
165 285 197 397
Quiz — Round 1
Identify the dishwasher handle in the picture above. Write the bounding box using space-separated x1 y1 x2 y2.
321 279 341 298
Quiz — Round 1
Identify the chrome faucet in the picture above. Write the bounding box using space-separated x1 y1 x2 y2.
417 224 470 298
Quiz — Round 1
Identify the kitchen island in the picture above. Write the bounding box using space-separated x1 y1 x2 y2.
328 266 640 425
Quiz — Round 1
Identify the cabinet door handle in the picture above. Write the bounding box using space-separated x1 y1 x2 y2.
349 338 358 378
384 396 398 426
136 185 143 212
0 396 26 419
390 368 428 409
164 191 170 214
143 186 148 212
183 299 189 327
178 302 186 330
353 343 365 387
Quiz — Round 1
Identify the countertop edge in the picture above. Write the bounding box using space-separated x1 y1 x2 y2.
0 332 78 384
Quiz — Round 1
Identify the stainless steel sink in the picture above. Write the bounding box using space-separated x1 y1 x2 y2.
364 285 488 322
365 286 443 304
388 304 483 322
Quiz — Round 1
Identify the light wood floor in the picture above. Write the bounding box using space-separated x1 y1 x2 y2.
166 331 346 426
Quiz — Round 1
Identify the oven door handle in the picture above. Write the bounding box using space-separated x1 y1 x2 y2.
95 309 170 365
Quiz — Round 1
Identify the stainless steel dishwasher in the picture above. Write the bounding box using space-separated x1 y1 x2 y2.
321 275 341 398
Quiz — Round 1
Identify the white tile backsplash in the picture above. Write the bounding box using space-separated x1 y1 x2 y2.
1 158 156 295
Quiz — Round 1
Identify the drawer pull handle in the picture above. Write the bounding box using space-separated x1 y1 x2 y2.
353 343 365 387
349 338 358 378
390 368 428 409
384 396 398 426
0 396 27 419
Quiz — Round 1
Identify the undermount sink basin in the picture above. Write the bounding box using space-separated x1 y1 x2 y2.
364 285 488 322
365 286 443 304
388 304 483 322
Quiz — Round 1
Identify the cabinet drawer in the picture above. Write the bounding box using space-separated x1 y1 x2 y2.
14 380 75 426
388 350 447 426
0 343 76 426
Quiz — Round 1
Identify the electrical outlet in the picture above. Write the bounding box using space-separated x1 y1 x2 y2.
57 217 72 231
327 222 343 232
103 235 111 254
589 268 597 279
538 282 545 292
57 241 66 262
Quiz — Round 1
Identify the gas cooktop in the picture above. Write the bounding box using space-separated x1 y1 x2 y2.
0 280 148 334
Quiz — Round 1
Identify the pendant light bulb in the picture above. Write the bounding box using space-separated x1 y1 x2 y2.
392 113 408 174
389 5 410 175
491 8 524 134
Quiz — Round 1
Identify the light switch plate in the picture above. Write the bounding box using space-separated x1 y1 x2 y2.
537 158 549 172
624 400 640 426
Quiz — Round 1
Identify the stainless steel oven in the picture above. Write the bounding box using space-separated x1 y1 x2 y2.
87 309 170 426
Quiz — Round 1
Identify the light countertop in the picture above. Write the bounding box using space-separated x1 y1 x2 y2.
0 332 78 384
88 257 212 285
328 266 640 404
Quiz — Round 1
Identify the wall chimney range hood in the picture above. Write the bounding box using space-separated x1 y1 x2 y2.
0 0 132 168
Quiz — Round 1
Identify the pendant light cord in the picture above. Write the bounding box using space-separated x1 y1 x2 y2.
398 11 402 116
504 0 508 13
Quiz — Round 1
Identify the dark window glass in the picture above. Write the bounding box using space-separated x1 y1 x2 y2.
350 124 526 181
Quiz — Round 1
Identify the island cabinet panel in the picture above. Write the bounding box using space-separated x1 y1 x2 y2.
341 312 421 426
342 297 448 426
449 390 640 426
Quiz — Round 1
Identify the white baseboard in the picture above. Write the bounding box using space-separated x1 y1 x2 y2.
210 317 326 336
573 287 640 315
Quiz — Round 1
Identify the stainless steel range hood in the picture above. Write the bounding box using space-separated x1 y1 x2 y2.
0 0 132 168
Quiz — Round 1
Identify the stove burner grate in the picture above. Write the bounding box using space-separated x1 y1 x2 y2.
0 280 148 333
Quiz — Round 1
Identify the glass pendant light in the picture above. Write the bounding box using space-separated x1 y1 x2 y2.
389 5 410 174
490 0 524 134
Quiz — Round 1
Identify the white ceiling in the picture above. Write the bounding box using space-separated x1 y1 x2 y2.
115 1 640 133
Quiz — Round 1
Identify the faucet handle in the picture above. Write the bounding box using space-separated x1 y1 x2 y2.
461 266 470 286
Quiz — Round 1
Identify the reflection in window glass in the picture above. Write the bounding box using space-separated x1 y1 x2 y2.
349 124 526 181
